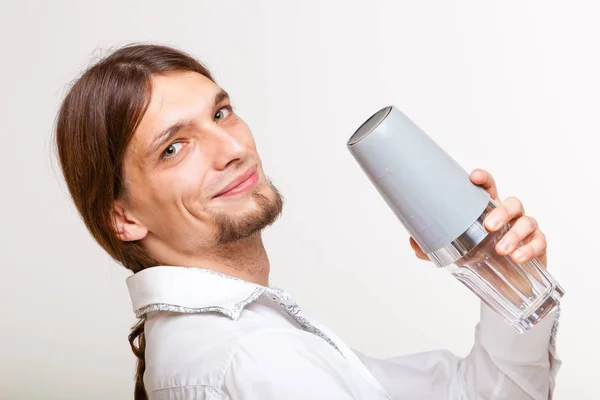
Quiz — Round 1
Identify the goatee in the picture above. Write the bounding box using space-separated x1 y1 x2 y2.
212 178 284 245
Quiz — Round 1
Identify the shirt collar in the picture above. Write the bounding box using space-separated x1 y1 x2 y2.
126 266 268 320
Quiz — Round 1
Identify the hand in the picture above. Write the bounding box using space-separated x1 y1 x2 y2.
409 168 548 268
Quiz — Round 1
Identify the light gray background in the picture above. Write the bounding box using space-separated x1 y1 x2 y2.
1 1 598 398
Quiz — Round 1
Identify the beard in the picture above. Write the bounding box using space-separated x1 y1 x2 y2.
211 177 284 245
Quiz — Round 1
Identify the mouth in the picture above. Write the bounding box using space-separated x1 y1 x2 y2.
212 166 259 198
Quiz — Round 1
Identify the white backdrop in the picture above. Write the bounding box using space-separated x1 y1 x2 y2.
1 1 598 398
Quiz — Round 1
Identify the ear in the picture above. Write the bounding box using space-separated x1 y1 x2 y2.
111 199 149 242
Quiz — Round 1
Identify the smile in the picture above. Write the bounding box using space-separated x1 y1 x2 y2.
213 168 259 198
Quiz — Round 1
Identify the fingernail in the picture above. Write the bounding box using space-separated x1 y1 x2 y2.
513 249 525 261
498 241 509 253
486 217 500 229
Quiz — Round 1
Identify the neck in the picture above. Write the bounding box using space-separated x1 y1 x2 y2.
147 232 270 287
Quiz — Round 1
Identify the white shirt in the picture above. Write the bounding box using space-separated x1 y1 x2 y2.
126 266 561 400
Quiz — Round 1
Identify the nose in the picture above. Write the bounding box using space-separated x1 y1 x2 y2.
208 124 248 171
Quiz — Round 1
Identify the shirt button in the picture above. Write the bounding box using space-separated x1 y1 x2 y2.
270 293 281 301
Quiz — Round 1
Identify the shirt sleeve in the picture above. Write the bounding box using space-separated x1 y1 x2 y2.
354 301 562 400
220 328 364 400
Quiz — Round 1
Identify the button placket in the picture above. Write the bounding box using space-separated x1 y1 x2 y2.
267 289 342 355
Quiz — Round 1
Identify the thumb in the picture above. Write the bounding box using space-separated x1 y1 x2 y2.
409 237 430 261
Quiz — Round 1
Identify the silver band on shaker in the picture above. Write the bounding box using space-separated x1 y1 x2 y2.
427 199 499 268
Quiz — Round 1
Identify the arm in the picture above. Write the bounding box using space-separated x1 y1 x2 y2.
355 301 561 399
387 168 561 398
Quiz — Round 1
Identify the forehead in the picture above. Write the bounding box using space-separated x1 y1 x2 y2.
132 71 220 148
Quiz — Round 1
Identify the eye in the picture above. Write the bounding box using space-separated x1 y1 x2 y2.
162 142 183 159
214 105 233 121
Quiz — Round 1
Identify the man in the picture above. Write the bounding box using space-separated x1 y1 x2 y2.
55 43 560 399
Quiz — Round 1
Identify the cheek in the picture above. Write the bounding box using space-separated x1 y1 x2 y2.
139 172 207 232
137 167 201 212
235 120 257 149
131 180 174 215
175 156 211 205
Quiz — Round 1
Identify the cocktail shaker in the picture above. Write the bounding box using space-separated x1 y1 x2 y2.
347 105 564 332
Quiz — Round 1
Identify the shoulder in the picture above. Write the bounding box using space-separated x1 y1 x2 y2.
142 310 253 394
143 311 357 398
142 310 335 389
220 328 358 398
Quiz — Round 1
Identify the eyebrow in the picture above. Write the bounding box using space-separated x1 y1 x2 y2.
145 89 230 159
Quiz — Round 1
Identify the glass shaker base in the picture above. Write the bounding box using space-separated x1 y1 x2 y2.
428 199 565 332
437 199 566 333
512 282 564 333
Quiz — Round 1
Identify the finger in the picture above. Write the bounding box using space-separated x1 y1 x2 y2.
495 215 538 256
470 168 499 201
409 237 429 261
409 237 427 259
511 230 547 263
484 196 526 232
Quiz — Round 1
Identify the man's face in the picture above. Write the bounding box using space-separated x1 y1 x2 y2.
119 70 283 260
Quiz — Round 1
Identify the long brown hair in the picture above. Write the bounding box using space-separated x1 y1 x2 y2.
54 43 215 399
